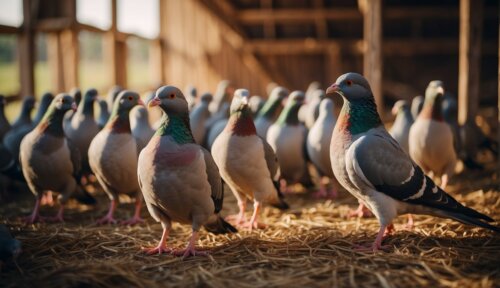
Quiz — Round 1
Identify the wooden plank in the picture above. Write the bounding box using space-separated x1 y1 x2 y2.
47 32 65 92
149 38 165 87
360 0 383 117
313 0 328 39
35 18 73 32
18 0 35 97
458 0 483 125
261 0 276 39
0 24 21 34
60 28 79 90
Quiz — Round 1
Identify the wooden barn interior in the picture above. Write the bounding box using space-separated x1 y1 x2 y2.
1 0 500 287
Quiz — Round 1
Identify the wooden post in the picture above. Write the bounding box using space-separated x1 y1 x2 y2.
261 0 276 39
359 0 383 118
106 0 127 87
47 33 65 92
60 28 79 90
497 1 500 171
149 38 165 87
458 0 483 126
18 0 35 97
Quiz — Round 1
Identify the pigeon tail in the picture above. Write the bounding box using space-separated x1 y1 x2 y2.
204 215 238 234
440 210 500 233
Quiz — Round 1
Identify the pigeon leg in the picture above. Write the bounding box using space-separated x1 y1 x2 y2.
280 179 291 194
347 203 373 218
328 177 340 199
440 174 449 189
143 227 173 255
312 179 328 199
242 201 267 231
121 195 144 225
404 214 414 230
173 230 207 258
97 200 118 225
24 198 42 224
354 224 391 252
225 201 247 225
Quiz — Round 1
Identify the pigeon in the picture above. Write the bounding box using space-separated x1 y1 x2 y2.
189 92 212 145
20 94 85 223
411 95 424 120
10 96 35 130
0 95 11 141
64 88 100 175
248 95 265 117
389 100 413 154
3 93 54 166
205 102 230 150
212 89 288 230
88 91 145 225
63 88 82 129
409 81 456 189
209 80 231 115
106 85 123 113
97 99 110 129
254 86 288 139
327 72 499 251
0 224 21 269
306 98 339 198
303 89 326 129
460 119 498 169
138 85 237 257
267 90 313 192
184 84 197 110
130 105 154 153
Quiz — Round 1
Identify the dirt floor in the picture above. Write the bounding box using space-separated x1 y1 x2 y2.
1 160 500 288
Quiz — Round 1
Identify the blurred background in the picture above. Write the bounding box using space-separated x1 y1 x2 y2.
0 0 498 122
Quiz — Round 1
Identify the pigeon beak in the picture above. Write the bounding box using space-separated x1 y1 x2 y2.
391 105 398 115
148 96 161 108
326 84 340 97
137 98 145 106
71 103 77 111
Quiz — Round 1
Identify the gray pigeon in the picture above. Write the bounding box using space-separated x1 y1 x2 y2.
138 85 236 257
267 91 313 192
254 86 288 139
184 84 197 110
3 93 54 166
409 81 456 189
411 95 424 120
0 95 11 141
209 80 231 115
130 105 154 153
212 89 288 230
64 88 100 175
189 92 212 145
389 100 413 154
306 98 339 198
205 102 230 150
10 96 35 130
327 72 498 252
97 99 110 129
88 91 145 225
20 94 83 223
0 224 21 269
63 88 82 130
303 89 326 129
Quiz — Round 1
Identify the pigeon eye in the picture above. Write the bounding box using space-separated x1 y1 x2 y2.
346 80 353 86
128 96 133 101
169 93 175 99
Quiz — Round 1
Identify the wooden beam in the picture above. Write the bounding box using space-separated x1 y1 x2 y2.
313 0 328 39
261 0 275 39
360 0 383 116
458 0 483 126
106 0 127 87
35 18 73 32
0 24 21 34
18 0 35 97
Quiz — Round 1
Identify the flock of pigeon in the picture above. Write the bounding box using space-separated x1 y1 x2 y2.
0 72 499 261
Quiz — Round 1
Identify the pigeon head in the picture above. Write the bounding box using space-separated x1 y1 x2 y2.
269 86 289 102
424 80 445 104
111 91 144 114
149 85 189 116
230 89 250 114
83 88 98 104
319 98 334 116
391 100 410 116
69 88 82 106
107 85 123 110
248 95 264 115
22 96 36 113
200 92 213 104
311 89 326 101
275 90 304 126
37 94 76 136
98 98 108 113
326 72 372 102
79 88 98 116
326 73 382 135
34 92 55 124
51 94 77 113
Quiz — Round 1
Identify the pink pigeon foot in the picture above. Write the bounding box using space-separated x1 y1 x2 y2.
24 199 42 224
279 179 292 194
242 202 266 232
143 228 172 255
121 216 144 226
354 225 391 252
225 201 247 225
172 231 208 258
347 203 373 218
97 200 117 225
